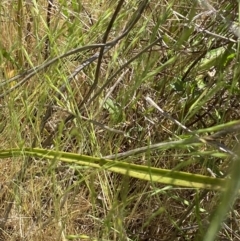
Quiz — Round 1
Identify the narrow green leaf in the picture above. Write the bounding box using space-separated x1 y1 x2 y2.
0 148 226 190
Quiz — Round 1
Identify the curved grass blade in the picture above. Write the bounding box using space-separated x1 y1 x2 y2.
0 148 226 190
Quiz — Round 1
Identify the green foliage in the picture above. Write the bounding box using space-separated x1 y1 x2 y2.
0 0 240 240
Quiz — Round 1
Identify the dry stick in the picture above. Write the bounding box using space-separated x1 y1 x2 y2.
82 0 125 111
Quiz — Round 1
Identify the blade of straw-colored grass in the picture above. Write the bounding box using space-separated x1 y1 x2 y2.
83 0 125 111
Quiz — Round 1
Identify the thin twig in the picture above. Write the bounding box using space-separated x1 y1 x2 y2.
81 0 125 113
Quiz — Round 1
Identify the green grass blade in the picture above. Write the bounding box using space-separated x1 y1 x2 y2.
0 148 226 190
